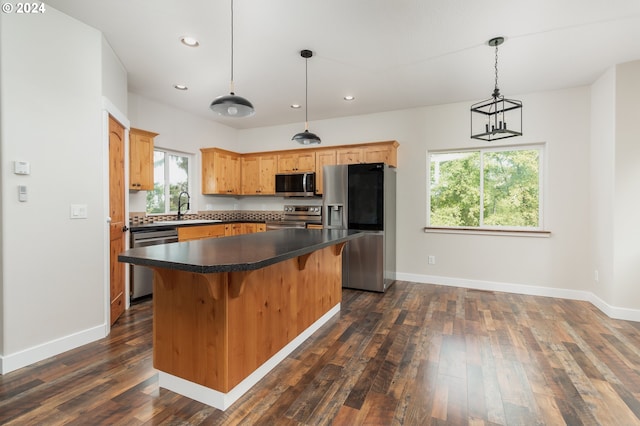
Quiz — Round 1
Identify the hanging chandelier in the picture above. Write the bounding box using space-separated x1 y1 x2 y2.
292 49 321 145
470 37 522 141
210 0 255 118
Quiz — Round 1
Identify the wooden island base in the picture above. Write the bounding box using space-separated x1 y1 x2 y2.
150 243 345 410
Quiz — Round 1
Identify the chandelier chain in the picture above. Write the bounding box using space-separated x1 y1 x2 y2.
494 42 499 95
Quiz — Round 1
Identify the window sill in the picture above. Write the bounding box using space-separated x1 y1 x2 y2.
423 227 551 238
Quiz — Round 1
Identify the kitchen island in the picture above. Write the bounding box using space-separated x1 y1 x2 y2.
118 228 361 410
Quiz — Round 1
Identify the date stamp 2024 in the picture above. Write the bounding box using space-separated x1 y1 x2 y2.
2 2 46 14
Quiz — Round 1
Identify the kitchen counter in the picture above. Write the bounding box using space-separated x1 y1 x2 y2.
129 219 265 232
117 228 361 410
120 228 360 273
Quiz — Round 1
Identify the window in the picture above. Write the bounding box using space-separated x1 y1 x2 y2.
146 149 192 214
428 145 543 230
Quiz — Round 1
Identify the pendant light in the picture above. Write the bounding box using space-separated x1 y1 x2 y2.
292 49 321 145
470 37 522 141
210 0 255 118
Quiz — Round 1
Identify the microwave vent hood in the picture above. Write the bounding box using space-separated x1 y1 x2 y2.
275 172 316 197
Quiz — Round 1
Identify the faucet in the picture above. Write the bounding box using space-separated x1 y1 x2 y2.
177 191 190 221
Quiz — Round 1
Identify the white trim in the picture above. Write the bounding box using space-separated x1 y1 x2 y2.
158 303 341 411
395 272 640 322
0 325 106 374
423 228 551 238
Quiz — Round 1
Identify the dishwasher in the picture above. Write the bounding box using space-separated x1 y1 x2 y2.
130 227 178 301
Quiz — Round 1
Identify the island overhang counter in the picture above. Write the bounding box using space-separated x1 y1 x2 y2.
118 228 362 410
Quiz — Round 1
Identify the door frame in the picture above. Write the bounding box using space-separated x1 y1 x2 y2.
102 97 130 333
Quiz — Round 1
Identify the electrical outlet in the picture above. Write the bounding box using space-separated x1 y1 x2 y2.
428 255 436 265
594 269 599 282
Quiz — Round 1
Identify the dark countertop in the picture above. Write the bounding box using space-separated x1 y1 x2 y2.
119 228 362 273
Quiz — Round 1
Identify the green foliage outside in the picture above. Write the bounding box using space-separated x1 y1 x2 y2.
146 152 189 214
429 149 539 228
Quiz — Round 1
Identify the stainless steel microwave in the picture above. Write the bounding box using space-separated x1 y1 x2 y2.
275 172 316 197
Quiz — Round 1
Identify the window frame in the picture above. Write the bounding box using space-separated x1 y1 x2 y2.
146 147 193 215
426 143 547 235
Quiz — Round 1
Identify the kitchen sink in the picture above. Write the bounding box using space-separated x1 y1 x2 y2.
152 219 223 225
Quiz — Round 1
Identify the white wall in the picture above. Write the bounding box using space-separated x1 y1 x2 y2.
127 93 239 212
613 60 640 308
101 37 128 116
589 60 640 312
590 67 616 303
0 8 106 370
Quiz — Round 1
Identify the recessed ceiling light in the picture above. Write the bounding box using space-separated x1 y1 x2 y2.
344 95 355 101
174 84 188 90
180 36 199 47
290 104 301 109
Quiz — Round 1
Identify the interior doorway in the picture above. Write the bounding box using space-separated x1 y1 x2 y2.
108 115 126 325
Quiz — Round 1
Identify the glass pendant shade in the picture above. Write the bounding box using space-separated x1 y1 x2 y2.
210 92 255 117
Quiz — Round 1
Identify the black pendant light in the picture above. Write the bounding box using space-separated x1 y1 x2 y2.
210 0 255 118
292 49 321 145
470 37 522 141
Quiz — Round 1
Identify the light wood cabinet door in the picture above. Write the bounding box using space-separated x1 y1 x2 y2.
259 155 277 194
225 223 243 236
129 128 157 190
336 142 398 167
202 148 241 194
241 154 276 195
277 152 316 173
336 147 363 165
363 144 398 167
315 149 336 195
241 223 257 234
178 224 226 241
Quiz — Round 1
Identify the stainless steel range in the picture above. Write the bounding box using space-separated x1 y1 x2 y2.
266 205 322 230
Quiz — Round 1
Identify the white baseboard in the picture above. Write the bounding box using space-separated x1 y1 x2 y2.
0 323 108 374
396 272 640 323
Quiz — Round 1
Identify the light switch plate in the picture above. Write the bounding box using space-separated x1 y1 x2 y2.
70 204 88 219
14 161 30 175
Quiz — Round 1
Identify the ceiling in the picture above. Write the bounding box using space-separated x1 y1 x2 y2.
46 0 640 130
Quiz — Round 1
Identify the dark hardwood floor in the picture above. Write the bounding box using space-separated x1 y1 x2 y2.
3 281 640 425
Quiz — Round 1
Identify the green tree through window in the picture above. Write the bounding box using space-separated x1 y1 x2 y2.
146 149 191 214
429 146 542 229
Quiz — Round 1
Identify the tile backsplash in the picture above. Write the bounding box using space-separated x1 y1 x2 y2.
129 210 283 226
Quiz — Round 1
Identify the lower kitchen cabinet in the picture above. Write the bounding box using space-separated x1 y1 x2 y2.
225 223 243 236
178 224 226 242
178 222 266 242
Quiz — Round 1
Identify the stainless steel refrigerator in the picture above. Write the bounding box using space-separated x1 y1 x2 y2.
322 163 396 292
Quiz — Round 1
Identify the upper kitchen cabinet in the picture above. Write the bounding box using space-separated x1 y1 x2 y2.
201 148 241 195
336 141 399 167
277 151 316 173
241 154 276 195
314 149 336 195
129 128 158 190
